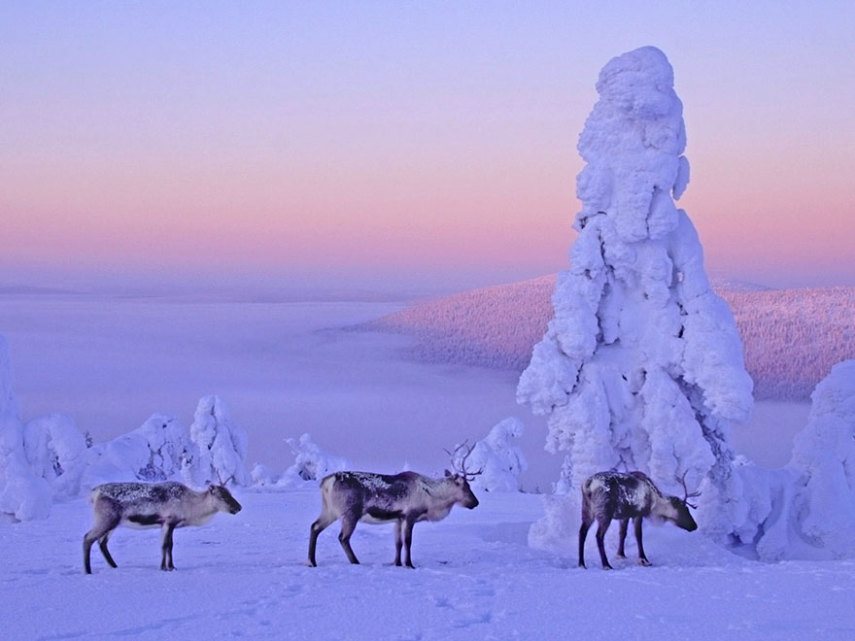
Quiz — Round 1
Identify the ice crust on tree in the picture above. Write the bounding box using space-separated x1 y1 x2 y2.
450 418 528 493
189 395 250 486
518 47 753 536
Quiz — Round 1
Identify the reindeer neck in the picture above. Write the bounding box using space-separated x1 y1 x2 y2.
421 476 460 502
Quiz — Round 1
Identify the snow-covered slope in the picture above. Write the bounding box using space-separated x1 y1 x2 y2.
364 275 556 371
366 276 855 401
2 489 854 641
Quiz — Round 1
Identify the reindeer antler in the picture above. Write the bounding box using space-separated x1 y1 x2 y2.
214 469 235 487
444 441 483 480
675 470 701 509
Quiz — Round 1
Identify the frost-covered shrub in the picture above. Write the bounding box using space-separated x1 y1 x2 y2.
83 414 194 487
517 47 753 541
189 395 250 487
450 418 527 492
250 463 275 487
23 413 87 499
0 335 52 521
280 433 349 486
528 494 578 558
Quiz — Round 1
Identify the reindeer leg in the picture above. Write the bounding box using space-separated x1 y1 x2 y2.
616 518 629 558
83 500 120 574
338 510 361 565
578 516 592 568
394 519 404 566
595 517 614 570
83 531 100 575
98 531 118 568
161 522 177 571
308 514 336 567
634 516 651 566
402 515 418 569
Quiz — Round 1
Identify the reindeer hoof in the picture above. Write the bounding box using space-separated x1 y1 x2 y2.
639 558 652 567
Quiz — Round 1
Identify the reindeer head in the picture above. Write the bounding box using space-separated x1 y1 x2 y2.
208 469 242 513
669 471 701 531
443 441 482 509
208 483 243 514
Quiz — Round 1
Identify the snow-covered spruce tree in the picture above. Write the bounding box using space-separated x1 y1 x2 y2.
83 414 194 487
758 360 855 559
0 336 52 521
189 395 250 487
450 418 528 492
279 433 349 486
23 413 88 499
518 47 753 537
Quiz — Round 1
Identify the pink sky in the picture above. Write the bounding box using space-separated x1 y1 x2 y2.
2 2 854 294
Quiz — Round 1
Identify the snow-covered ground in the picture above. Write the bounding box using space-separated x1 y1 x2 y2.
3 488 854 640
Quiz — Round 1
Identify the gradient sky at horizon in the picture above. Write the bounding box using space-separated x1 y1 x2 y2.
2 1 854 295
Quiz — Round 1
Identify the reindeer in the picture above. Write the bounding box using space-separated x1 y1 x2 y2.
83 481 242 574
578 470 699 569
307 443 481 568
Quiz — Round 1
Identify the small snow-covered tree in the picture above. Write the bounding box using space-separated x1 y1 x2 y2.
0 336 52 521
23 413 87 499
280 433 349 486
773 361 855 557
450 418 527 492
518 47 753 537
250 463 276 487
189 395 250 487
83 414 194 487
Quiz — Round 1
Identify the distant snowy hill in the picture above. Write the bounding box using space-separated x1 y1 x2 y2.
365 276 855 401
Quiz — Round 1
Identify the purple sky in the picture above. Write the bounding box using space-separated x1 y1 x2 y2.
2 1 854 295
